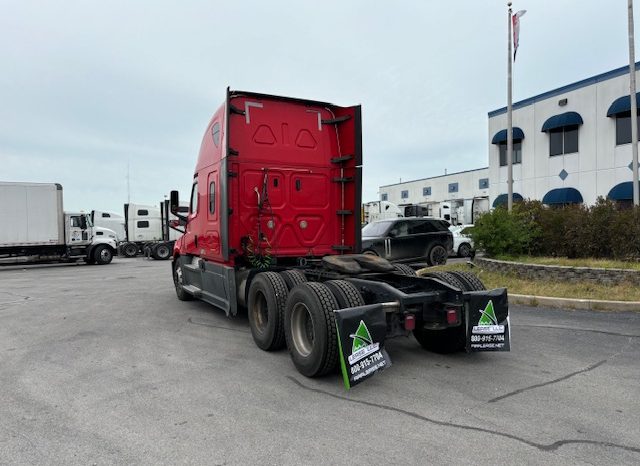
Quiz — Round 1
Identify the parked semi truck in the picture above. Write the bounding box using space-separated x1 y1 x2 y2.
0 182 117 265
169 90 510 379
91 210 126 241
118 201 188 260
362 200 403 224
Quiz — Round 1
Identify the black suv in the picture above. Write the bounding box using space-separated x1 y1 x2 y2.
361 217 453 265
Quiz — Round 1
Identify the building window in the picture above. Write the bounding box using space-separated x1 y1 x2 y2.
615 111 640 145
448 183 459 193
423 187 431 196
400 190 409 199
498 141 522 166
381 193 388 201
479 178 489 189
137 220 149 228
549 126 579 156
137 209 149 216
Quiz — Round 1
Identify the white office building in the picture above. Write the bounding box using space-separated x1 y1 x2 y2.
488 62 640 207
378 167 490 224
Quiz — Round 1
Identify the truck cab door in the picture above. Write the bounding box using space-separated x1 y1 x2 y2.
183 178 201 256
66 214 90 245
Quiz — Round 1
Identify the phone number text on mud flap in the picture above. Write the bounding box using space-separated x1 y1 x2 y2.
350 351 384 375
470 334 505 343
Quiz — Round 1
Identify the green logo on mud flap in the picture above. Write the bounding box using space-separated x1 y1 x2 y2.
350 320 373 353
478 300 498 326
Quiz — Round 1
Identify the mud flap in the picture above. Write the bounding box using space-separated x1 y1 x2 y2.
464 288 511 352
335 304 391 389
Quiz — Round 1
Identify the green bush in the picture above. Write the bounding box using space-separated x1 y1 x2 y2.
471 199 640 261
471 201 541 256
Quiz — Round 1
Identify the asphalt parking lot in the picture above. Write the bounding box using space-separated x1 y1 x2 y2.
1 258 639 465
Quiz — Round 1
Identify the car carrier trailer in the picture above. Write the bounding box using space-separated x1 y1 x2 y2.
169 89 509 381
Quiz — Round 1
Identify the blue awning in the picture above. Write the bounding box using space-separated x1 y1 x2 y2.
542 187 583 205
606 93 640 117
492 193 523 207
607 181 640 200
541 112 584 132
491 127 525 144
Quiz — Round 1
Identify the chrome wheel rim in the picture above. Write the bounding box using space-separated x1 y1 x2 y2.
291 302 314 357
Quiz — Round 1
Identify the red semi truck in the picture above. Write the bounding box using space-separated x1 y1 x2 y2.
169 89 510 379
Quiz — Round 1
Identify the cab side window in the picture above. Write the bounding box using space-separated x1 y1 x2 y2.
190 181 198 215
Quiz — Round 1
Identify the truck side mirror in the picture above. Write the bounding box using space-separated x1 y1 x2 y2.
170 190 180 215
80 215 88 230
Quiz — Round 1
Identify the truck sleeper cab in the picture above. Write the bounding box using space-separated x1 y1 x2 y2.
170 90 509 378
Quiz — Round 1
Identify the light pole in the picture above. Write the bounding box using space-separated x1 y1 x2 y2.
507 2 514 212
629 0 639 206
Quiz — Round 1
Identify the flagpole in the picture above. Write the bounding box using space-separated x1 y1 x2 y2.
507 2 514 212
629 0 639 206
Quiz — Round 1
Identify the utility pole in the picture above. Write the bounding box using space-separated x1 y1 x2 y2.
629 0 639 206
507 2 514 211
127 160 131 205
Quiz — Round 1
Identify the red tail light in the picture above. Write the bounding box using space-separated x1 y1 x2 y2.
404 314 416 331
446 308 459 325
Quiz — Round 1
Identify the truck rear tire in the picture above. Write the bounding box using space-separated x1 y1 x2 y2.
448 271 486 291
423 271 466 290
122 242 138 258
284 282 339 377
247 272 288 351
93 245 113 265
153 243 171 260
324 280 365 308
393 263 417 276
173 261 193 301
279 270 307 290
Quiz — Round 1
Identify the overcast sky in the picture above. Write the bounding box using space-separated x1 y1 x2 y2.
0 0 633 212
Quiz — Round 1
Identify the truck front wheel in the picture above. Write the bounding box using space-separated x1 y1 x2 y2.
93 245 113 265
284 282 339 377
247 272 288 351
173 261 193 301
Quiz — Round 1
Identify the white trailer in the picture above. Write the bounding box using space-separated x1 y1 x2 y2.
0 182 117 265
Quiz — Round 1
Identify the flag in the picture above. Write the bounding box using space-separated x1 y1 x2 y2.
512 10 526 61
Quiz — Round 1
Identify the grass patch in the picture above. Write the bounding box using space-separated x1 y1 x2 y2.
421 263 640 302
492 254 640 271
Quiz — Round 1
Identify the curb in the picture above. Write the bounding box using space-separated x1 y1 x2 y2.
509 293 640 312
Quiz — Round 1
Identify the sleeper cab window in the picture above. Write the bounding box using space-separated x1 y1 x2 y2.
212 122 220 147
